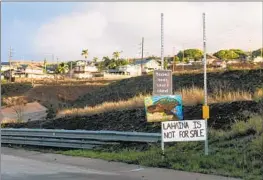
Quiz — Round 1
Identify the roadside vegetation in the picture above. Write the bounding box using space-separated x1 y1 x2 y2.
58 116 263 180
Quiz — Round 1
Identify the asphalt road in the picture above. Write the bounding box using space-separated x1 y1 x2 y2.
1 147 241 180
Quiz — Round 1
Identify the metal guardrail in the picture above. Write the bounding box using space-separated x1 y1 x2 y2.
1 128 161 149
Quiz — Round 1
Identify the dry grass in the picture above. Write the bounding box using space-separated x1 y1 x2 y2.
58 86 256 118
211 89 252 103
253 88 263 101
178 87 205 105
57 95 145 118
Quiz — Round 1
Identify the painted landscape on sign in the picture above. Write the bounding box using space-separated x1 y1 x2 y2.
144 95 183 122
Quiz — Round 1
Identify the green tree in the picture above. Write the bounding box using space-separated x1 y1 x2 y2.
230 49 248 59
213 50 227 59
56 62 69 74
177 49 203 61
164 59 168 69
252 48 263 58
93 57 99 63
214 50 239 60
173 55 180 63
112 51 122 60
81 49 89 59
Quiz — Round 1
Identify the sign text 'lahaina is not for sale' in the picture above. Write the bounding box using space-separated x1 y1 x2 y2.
162 120 206 142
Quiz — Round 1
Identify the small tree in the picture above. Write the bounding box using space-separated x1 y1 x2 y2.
5 97 27 122
56 62 69 74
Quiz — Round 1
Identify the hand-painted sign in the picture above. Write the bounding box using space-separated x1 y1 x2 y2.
153 70 173 95
162 120 206 142
144 95 183 122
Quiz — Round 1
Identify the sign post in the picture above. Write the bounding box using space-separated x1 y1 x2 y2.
203 12 209 155
152 69 173 159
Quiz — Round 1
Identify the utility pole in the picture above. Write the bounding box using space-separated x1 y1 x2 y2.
141 37 144 75
161 13 164 70
70 61 73 79
8 46 14 82
173 47 175 72
52 54 54 63
31 60 34 87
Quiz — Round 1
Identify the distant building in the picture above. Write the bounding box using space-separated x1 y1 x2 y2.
1 62 14 72
118 65 141 76
206 54 219 64
253 56 263 63
73 60 98 79
210 59 227 68
133 59 161 73
227 59 241 64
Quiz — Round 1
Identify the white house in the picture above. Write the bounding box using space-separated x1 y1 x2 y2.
73 60 98 79
133 59 161 73
25 65 44 74
253 56 263 63
118 64 141 76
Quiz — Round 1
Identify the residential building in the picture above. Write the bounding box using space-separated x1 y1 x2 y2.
73 60 98 79
1 62 14 72
206 54 219 64
227 59 241 64
210 59 227 68
253 56 263 63
118 64 141 76
133 59 161 73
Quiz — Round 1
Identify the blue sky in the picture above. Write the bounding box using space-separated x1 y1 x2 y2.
1 2 262 63
1 2 79 62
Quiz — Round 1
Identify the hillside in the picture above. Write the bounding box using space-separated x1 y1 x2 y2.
73 69 263 108
3 100 263 132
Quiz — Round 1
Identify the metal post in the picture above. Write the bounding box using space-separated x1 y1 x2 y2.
161 13 164 70
70 61 73 78
141 37 144 75
203 12 209 156
31 60 34 87
161 122 164 160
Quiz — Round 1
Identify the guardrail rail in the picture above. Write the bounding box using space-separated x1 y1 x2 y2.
1 128 161 149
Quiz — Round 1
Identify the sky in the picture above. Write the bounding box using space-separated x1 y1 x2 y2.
1 2 262 62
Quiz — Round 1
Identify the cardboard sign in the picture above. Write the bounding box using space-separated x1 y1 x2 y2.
162 120 206 142
144 95 183 122
153 70 173 95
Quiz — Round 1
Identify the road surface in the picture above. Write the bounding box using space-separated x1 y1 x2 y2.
1 147 241 180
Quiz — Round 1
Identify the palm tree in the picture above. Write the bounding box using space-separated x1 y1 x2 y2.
93 57 98 63
43 58 47 73
112 51 123 60
56 62 69 74
81 49 89 59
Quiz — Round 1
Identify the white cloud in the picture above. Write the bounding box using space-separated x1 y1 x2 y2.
33 2 262 60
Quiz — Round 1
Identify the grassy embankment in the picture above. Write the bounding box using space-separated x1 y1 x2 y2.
58 116 263 180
